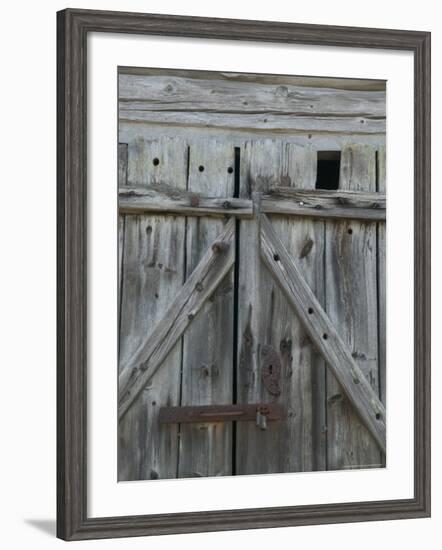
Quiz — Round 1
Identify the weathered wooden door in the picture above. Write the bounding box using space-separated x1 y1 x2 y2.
118 69 386 481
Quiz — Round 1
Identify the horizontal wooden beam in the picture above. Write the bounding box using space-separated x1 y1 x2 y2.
262 186 386 221
119 67 387 92
119 109 385 135
119 185 386 221
260 214 386 452
119 185 252 218
118 218 235 420
119 72 386 117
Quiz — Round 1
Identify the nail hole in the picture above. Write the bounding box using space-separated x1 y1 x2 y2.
273 254 280 261
227 166 234 174
198 165 205 172
308 307 314 314
375 413 382 420
348 228 353 235
353 378 360 384
323 333 328 340
153 157 160 166
146 225 152 234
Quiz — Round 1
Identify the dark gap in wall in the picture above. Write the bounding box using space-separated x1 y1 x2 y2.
176 145 191 478
117 143 128 366
231 146 241 477
316 151 341 190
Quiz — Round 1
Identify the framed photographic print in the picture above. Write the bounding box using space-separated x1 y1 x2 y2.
57 8 431 541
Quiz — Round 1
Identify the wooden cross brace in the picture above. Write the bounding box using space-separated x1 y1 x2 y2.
118 196 386 453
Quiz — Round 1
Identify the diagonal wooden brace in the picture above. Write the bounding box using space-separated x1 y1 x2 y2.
260 214 386 453
118 218 236 420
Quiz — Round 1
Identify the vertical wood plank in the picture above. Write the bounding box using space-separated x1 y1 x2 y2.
178 140 236 478
236 140 325 474
118 143 128 361
118 137 188 481
282 145 328 472
325 144 383 470
377 146 386 407
117 143 127 362
236 140 282 475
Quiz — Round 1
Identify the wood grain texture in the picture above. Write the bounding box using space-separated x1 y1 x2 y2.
120 123 387 149
263 187 385 220
57 8 430 541
119 218 235 418
268 144 328 472
119 72 386 116
118 137 188 480
119 185 252 217
235 140 274 475
236 141 325 474
120 108 385 134
178 140 235 478
118 143 128 362
260 214 386 452
119 185 385 221
120 66 387 91
377 146 386 406
325 144 384 469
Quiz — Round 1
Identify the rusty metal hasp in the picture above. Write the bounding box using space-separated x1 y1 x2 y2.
159 404 284 426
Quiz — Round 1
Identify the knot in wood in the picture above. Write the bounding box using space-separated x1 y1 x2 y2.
139 362 148 372
275 85 289 97
212 241 229 254
280 338 292 354
299 239 314 259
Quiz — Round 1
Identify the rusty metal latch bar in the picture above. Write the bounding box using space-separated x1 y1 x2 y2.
159 403 284 425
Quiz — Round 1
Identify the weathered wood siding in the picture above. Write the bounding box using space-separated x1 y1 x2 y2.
118 68 386 480
377 147 387 408
119 70 385 134
236 140 326 473
178 141 235 478
118 138 188 480
325 145 383 469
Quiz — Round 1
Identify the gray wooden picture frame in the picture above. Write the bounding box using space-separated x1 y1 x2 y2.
57 8 431 541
